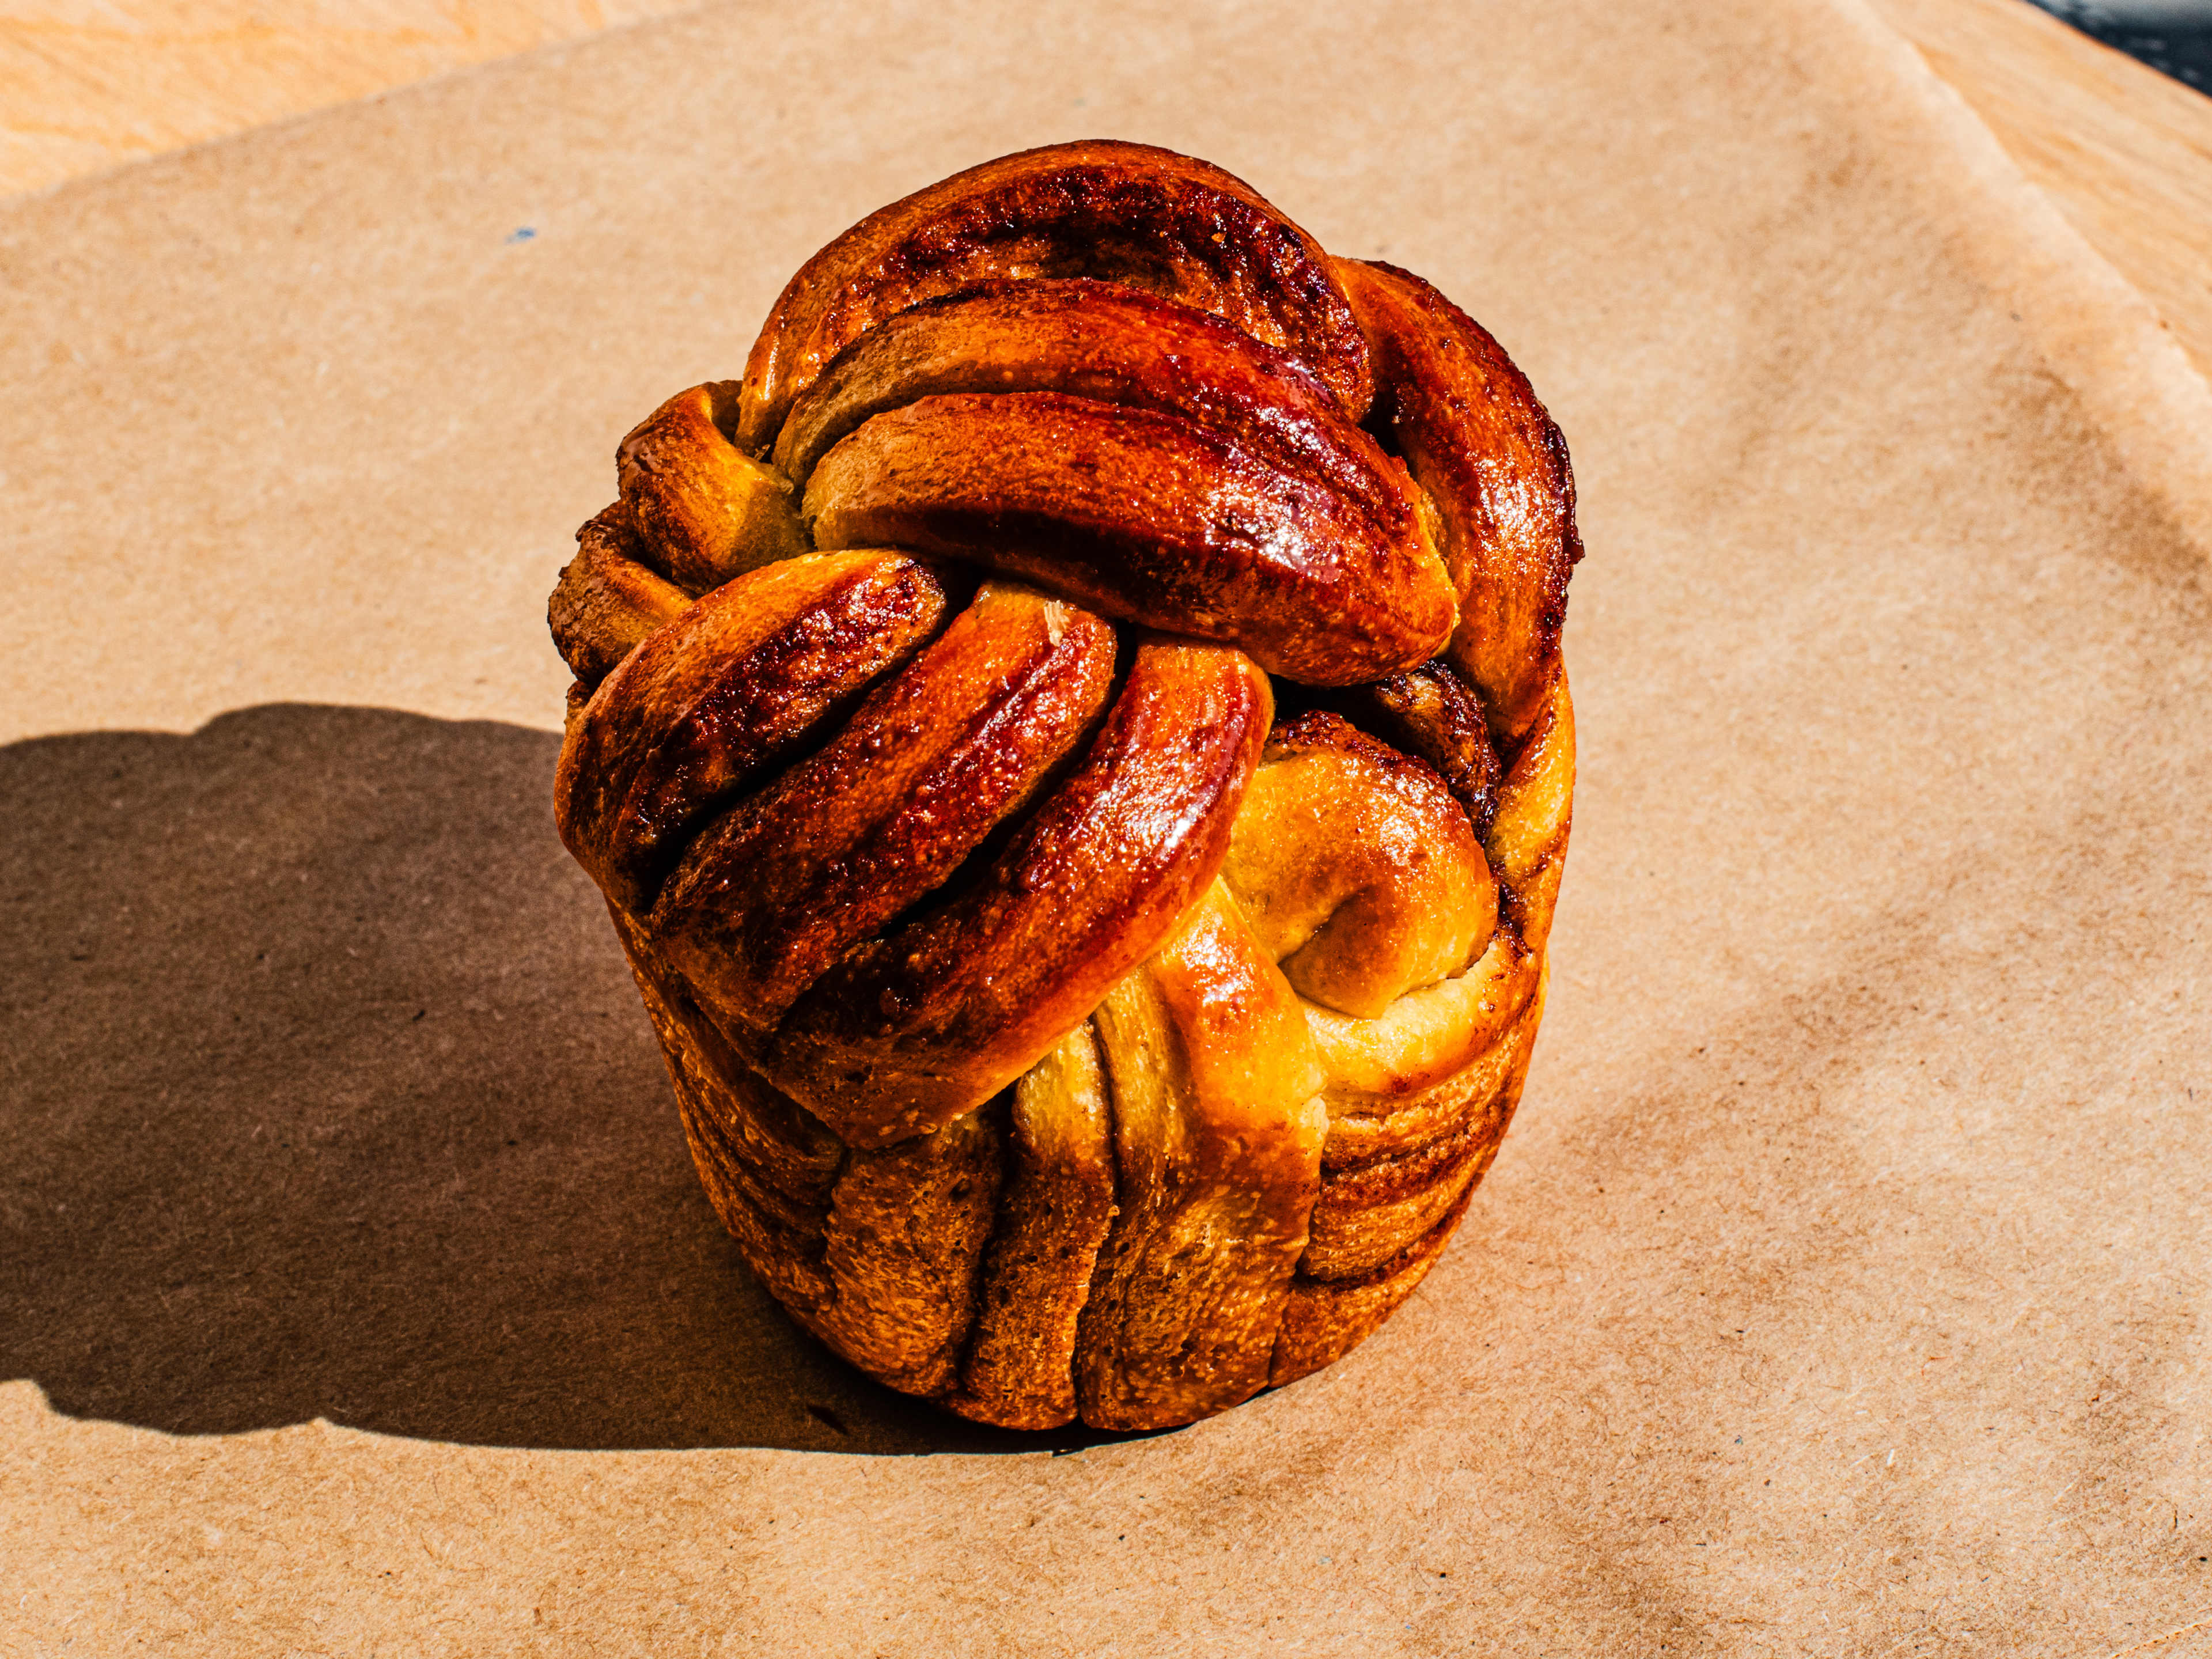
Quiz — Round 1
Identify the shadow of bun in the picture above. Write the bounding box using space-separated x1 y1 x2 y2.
1 703 1153 1455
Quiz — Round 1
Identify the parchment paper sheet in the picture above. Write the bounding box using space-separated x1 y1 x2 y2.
5 1 2210 1652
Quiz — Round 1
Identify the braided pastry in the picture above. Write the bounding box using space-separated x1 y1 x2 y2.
548 142 1579 1431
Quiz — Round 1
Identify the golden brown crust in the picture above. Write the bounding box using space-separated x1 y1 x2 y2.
774 278 1386 494
949 1022 1117 1430
1303 921 1542 1108
1267 1180 1478 1389
805 391 1453 685
1320 658 1503 839
1304 1116 1491 1280
765 641 1274 1146
1487 672 1575 952
617 382 808 591
738 140 1374 449
608 904 843 1312
547 142 1578 1431
808 1107 1004 1397
1336 257 1581 744
1271 965 1547 1387
555 551 949 914
652 582 1117 1053
1077 883 1327 1430
1225 710 1497 1018
1317 961 1546 1171
547 506 693 685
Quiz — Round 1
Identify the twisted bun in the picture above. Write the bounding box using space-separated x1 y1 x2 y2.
548 141 1577 1430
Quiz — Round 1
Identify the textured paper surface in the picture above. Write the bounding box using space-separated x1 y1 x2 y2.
5 1 2211 1652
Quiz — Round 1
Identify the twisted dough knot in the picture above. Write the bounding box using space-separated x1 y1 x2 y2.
548 142 1578 1431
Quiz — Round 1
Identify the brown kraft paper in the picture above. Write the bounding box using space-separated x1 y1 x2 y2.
3 0 2210 1652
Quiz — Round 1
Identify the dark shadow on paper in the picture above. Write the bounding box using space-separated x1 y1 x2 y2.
0 704 1154 1456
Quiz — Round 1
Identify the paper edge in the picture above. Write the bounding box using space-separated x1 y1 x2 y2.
1830 0 2212 559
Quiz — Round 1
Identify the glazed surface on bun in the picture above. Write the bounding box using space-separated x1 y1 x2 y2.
548 141 1579 1431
